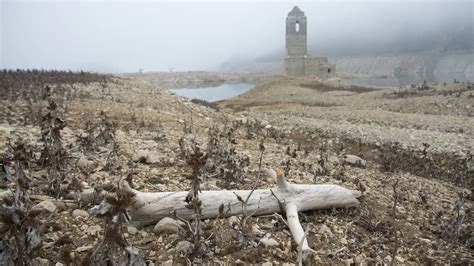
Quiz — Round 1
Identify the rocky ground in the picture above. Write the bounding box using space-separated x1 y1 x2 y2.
0 72 472 265
221 78 473 183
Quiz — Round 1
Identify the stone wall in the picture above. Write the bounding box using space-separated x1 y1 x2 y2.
285 56 336 78
285 57 305 76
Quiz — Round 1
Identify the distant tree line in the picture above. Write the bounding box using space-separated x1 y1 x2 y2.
0 69 111 101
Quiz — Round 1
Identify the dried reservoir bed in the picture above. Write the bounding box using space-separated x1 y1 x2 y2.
0 72 472 264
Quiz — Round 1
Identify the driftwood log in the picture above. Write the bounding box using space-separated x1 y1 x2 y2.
110 169 361 250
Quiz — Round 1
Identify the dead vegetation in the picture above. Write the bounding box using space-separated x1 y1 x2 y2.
300 82 378 93
384 80 474 99
85 179 143 265
378 141 473 187
1 142 44 265
190 98 220 110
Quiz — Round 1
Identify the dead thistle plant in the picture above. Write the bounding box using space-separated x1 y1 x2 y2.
85 178 144 265
0 143 47 265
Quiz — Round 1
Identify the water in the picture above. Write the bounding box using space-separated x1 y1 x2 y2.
171 83 254 102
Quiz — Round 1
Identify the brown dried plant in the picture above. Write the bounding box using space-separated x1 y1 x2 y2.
84 179 144 265
0 142 47 265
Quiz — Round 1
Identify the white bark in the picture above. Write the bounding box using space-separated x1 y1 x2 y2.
125 170 361 228
128 183 361 227
285 202 309 250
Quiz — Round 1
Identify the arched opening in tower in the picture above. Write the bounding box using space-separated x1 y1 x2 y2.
295 22 300 33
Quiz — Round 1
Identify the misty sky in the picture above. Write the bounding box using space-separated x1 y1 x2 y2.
1 0 472 73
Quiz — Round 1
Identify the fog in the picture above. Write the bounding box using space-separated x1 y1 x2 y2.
1 0 472 73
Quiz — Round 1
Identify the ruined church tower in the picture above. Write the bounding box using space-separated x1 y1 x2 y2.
286 6 307 57
285 6 336 78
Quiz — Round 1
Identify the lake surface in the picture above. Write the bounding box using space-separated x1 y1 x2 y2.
171 83 254 102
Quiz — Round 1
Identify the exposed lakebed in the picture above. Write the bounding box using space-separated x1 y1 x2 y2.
171 82 254 102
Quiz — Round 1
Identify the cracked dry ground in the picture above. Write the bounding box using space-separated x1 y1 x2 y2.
0 76 472 264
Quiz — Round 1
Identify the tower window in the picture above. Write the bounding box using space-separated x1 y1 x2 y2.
295 22 300 32
328 69 331 73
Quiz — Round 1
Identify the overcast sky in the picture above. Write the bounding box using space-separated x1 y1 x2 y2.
1 0 472 73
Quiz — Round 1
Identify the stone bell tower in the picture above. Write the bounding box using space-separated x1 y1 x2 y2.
286 6 307 57
285 6 336 78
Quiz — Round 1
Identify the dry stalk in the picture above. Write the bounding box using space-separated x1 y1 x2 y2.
233 187 262 244
390 178 400 266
